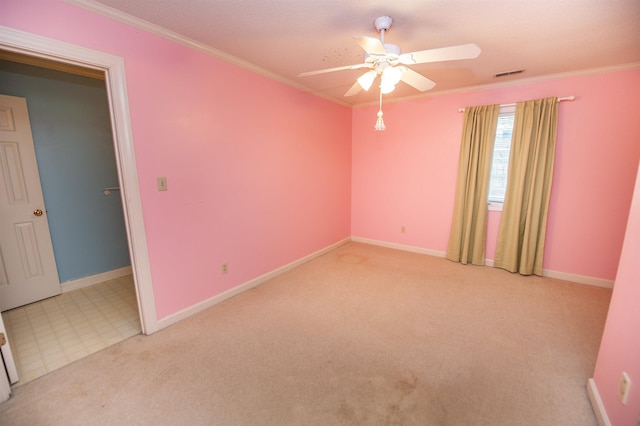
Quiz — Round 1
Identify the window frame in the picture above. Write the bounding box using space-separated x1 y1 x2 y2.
487 105 516 211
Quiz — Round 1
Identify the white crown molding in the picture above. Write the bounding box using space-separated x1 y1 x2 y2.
64 0 351 107
63 0 262 72
64 1 640 110
429 61 640 101
355 62 640 108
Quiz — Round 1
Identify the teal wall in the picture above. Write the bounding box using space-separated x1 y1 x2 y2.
0 60 130 283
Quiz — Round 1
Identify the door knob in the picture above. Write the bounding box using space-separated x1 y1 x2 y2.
33 209 43 217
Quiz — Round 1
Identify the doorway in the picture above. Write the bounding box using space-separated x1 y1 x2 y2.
0 60 138 384
0 26 158 388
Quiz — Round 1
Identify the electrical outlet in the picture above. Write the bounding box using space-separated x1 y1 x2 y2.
618 371 631 405
221 263 228 275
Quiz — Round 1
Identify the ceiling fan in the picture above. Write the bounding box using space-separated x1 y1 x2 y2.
299 16 481 97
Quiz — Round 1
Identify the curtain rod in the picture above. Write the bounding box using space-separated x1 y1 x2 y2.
457 96 575 112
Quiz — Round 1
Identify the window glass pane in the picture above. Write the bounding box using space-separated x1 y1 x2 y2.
488 112 514 203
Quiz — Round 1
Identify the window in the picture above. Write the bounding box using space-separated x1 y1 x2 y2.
488 105 515 210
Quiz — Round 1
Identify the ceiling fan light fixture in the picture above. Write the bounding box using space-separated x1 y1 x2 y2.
379 65 404 94
380 81 396 94
299 15 482 123
382 66 403 85
357 71 376 91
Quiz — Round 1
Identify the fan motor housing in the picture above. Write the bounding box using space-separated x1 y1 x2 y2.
384 43 401 58
374 16 393 32
363 43 401 63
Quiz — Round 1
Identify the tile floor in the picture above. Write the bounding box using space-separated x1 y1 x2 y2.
1 275 140 386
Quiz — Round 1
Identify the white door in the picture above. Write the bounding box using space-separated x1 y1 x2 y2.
0 360 10 403
0 94 61 311
0 311 18 387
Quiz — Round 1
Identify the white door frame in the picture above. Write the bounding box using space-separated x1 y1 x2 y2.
0 25 158 334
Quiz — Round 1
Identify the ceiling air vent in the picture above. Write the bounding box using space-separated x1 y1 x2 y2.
495 69 525 78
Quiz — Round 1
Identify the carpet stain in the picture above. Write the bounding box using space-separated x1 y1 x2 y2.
376 373 419 425
394 373 418 395
337 400 356 422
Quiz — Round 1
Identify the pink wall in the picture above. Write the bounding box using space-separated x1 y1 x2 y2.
1 0 352 319
3 3 640 422
352 69 640 281
2 1 638 327
593 164 640 424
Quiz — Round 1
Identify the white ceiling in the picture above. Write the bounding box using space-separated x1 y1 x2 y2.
76 0 640 106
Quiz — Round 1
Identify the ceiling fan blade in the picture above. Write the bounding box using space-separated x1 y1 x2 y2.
298 62 372 77
354 36 387 56
344 81 362 97
400 67 436 92
399 43 481 65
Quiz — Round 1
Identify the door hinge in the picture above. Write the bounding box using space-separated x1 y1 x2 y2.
0 332 5 346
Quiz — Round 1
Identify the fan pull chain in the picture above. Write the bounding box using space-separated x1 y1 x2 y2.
374 87 386 131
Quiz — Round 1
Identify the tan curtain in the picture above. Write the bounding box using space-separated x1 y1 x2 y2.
494 97 558 276
446 104 500 265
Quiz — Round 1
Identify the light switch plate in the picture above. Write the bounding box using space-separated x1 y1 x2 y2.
157 176 168 191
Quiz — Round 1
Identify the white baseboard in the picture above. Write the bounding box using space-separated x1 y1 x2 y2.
588 378 611 426
60 266 133 293
157 238 351 330
542 269 614 288
350 237 614 288
156 235 613 330
350 237 447 258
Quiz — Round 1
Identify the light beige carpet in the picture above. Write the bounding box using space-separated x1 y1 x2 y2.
0 242 611 425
